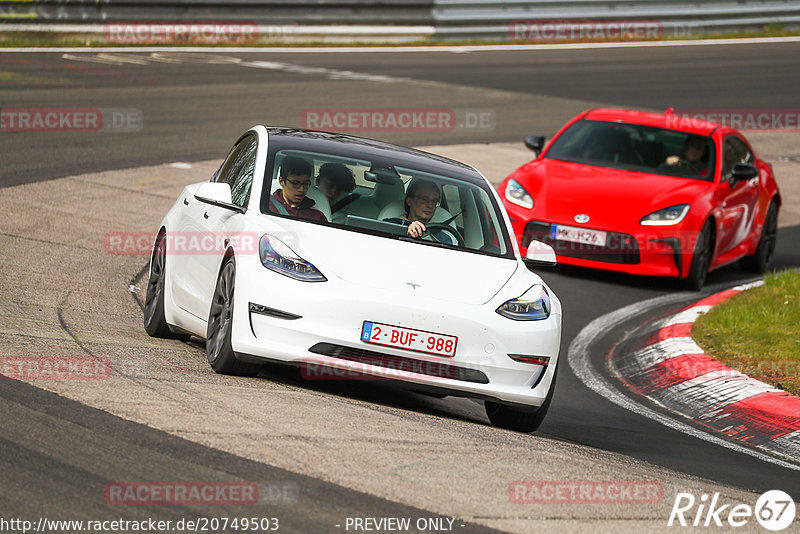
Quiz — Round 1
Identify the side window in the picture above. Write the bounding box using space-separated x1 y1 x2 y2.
214 134 257 208
722 136 753 182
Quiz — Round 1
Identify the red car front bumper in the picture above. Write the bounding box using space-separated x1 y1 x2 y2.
508 209 698 279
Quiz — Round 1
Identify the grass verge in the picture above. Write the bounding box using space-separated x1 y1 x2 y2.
2 28 800 48
693 270 800 396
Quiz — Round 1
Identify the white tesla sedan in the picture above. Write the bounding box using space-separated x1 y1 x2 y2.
144 127 562 432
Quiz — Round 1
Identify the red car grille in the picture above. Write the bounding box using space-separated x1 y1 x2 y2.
523 221 640 265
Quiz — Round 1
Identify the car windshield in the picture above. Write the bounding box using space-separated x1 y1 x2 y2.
262 147 512 258
545 119 716 180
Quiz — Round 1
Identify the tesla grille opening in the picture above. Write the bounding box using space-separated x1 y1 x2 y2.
308 343 490 384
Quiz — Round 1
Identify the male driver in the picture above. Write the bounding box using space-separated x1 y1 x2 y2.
384 179 455 245
665 136 710 177
270 156 327 222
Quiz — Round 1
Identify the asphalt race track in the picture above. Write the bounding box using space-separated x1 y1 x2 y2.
1 41 799 532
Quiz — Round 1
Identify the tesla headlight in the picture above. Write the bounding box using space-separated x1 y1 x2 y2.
505 179 534 209
640 204 690 226
259 235 326 282
496 284 550 321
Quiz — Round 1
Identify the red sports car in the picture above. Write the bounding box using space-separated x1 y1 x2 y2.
498 108 781 289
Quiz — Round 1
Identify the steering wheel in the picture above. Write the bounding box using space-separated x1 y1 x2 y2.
676 158 700 173
423 223 465 247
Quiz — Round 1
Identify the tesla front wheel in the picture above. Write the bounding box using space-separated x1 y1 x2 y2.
144 231 189 340
206 257 261 377
485 367 557 433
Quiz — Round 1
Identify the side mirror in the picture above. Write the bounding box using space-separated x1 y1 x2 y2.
730 163 758 187
524 135 546 157
523 240 557 269
194 182 244 213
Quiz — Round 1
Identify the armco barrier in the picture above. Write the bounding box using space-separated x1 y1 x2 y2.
0 0 435 25
433 0 800 40
2 0 800 41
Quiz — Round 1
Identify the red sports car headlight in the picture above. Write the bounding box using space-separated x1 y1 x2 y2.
505 179 534 209
640 204 690 226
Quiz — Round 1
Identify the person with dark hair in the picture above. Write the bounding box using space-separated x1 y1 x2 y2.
270 156 327 222
666 136 710 177
384 180 454 245
316 163 356 205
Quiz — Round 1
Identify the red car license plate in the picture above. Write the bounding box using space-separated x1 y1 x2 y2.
361 321 457 358
551 224 608 247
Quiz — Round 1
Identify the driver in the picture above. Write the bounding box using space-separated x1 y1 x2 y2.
384 180 455 245
666 136 710 177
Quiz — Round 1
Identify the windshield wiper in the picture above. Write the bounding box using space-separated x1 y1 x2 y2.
397 236 454 250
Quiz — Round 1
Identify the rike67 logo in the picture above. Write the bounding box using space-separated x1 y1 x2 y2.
668 490 795 531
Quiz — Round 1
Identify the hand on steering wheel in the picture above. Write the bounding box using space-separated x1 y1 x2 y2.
422 223 465 247
677 158 700 173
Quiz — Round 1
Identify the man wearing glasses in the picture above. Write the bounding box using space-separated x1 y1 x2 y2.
385 179 454 245
270 156 327 222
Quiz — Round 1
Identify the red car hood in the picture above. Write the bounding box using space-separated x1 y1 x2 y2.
519 159 709 229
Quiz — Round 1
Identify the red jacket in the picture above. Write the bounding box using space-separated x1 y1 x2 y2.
270 189 327 223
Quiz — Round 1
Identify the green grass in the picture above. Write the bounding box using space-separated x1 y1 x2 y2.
693 270 800 396
2 27 800 48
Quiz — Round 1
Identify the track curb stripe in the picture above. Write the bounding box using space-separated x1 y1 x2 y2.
611 281 800 459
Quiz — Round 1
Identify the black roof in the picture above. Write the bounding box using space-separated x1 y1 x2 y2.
265 128 485 185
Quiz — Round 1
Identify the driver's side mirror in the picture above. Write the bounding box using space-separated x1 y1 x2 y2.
729 163 758 187
194 182 244 213
523 240 557 269
524 136 546 157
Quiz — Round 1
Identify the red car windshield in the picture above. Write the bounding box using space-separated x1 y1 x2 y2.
544 119 715 181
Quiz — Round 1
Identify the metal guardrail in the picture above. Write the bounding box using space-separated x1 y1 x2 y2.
0 1 435 25
2 0 800 42
433 0 800 40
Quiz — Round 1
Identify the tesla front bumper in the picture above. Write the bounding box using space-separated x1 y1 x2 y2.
229 257 562 408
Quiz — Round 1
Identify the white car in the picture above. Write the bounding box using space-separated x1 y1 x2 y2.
144 126 562 432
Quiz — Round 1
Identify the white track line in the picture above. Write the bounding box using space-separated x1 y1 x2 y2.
567 288 800 472
2 36 800 54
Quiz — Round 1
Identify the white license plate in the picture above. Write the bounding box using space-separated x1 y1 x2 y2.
551 224 607 247
361 321 457 358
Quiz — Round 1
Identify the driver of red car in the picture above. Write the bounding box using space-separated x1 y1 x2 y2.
666 136 710 177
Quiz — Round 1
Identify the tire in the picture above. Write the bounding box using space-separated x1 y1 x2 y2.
144 231 190 340
683 221 713 291
206 257 262 376
741 201 778 274
485 365 557 433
